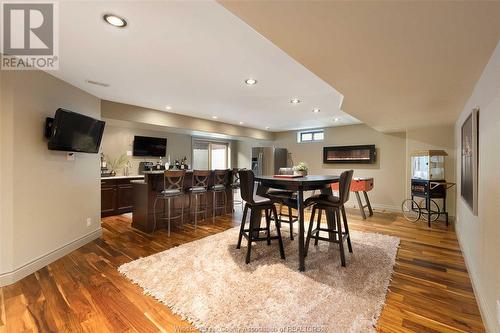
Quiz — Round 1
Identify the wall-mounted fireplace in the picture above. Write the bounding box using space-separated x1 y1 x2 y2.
323 145 376 164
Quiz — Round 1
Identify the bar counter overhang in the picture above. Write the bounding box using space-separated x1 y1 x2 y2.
132 170 234 233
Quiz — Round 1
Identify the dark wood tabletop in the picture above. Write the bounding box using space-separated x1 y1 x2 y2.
255 175 339 191
255 174 340 271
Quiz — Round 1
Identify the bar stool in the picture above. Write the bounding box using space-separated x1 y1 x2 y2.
304 170 354 267
211 169 229 223
188 170 210 230
230 168 243 211
267 167 298 240
153 170 186 236
237 169 285 264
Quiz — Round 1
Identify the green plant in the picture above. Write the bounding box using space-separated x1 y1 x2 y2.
107 153 129 173
293 162 308 172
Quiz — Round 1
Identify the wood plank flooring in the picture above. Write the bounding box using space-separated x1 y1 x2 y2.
0 208 485 332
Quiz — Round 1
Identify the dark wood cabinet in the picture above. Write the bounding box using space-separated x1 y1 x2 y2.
101 177 143 217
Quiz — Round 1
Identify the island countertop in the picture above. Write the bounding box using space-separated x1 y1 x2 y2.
101 175 145 180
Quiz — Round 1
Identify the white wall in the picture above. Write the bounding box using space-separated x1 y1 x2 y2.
0 70 101 285
454 42 500 333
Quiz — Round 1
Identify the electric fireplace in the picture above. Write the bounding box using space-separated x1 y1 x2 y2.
323 145 376 164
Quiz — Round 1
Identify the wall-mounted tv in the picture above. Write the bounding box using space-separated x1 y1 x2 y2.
133 136 167 157
47 109 105 154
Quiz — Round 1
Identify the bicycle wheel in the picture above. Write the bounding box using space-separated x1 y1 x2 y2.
418 199 441 222
402 199 421 222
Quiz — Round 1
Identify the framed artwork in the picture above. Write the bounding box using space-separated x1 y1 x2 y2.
461 107 479 215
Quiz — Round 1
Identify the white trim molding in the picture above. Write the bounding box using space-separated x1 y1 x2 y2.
0 228 102 287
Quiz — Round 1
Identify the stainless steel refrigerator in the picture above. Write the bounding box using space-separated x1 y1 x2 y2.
251 147 289 176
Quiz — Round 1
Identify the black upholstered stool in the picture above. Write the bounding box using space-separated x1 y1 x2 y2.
237 169 285 264
230 168 243 211
267 167 298 240
304 170 354 267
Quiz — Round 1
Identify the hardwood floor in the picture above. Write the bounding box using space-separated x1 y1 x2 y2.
0 208 485 332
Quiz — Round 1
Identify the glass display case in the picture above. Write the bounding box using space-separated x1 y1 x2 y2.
411 150 447 180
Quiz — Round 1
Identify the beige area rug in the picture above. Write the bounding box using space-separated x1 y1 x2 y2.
119 226 399 333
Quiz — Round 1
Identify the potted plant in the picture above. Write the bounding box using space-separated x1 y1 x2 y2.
293 162 309 177
106 153 129 176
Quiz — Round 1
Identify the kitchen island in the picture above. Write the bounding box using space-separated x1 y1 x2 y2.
132 170 234 233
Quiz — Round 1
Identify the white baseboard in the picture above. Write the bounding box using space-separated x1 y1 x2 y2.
344 202 400 213
456 228 498 333
0 228 102 287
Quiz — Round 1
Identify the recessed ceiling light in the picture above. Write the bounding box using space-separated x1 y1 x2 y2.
85 79 109 87
290 98 301 104
265 126 270 130
239 121 244 125
244 78 257 85
212 116 218 119
333 117 340 122
312 108 321 113
165 105 172 110
103 14 127 28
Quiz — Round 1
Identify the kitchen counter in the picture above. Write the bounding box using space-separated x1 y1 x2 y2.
101 175 145 180
131 170 233 232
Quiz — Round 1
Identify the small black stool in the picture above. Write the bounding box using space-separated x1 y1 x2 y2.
237 169 285 264
304 170 354 267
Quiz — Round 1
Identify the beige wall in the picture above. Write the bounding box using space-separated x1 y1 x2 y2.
272 124 457 214
273 124 407 211
406 125 456 215
454 42 500 333
0 70 101 284
101 124 193 175
101 124 244 175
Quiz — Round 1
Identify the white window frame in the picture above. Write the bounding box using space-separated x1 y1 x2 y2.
297 129 324 143
192 138 230 169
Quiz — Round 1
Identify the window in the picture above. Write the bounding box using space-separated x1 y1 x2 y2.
297 129 324 143
192 139 229 169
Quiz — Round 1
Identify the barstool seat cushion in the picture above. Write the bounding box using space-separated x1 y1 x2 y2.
267 189 295 199
211 184 226 191
190 186 207 193
160 189 183 197
253 195 272 206
304 194 341 207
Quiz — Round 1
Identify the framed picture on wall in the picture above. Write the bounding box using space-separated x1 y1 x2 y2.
461 107 479 215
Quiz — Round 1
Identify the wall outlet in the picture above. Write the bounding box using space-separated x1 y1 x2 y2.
497 299 500 326
126 150 132 156
86 218 92 227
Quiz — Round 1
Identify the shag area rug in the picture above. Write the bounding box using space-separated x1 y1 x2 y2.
119 227 399 333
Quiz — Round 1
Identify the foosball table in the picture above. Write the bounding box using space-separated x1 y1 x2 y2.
332 177 374 219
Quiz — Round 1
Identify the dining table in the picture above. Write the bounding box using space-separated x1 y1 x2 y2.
255 175 340 272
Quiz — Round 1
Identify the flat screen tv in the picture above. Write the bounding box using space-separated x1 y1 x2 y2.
133 136 167 157
47 109 105 153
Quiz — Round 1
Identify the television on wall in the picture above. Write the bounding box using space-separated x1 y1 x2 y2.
133 136 167 157
47 108 105 153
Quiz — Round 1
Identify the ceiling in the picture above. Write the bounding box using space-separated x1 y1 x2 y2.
220 1 500 132
49 1 359 132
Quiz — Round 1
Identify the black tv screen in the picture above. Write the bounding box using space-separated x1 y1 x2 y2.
48 109 105 153
133 136 166 156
